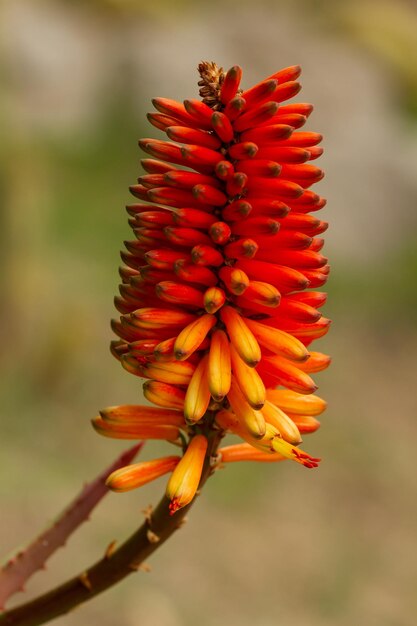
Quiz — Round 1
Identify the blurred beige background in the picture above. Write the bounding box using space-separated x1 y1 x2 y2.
1 0 417 625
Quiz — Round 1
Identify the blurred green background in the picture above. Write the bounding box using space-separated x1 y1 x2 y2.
1 0 417 624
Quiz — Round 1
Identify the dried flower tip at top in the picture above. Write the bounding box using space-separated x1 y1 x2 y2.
197 61 226 109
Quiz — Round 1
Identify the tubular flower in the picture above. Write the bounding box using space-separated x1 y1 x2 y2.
98 61 330 512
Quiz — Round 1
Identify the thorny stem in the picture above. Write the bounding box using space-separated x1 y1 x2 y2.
0 444 143 608
0 423 223 626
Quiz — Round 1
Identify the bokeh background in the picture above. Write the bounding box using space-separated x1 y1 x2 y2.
1 0 417 624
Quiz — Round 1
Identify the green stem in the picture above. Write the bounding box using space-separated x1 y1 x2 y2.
0 429 223 626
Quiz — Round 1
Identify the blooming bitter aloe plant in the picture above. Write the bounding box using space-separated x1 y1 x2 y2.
95 61 329 512
0 62 330 626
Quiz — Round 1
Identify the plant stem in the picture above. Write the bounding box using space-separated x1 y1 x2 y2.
0 429 222 626
0 444 143 609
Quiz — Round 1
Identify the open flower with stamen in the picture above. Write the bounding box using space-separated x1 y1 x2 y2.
98 61 330 513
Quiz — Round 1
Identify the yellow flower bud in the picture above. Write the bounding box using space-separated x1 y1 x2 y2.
166 435 208 514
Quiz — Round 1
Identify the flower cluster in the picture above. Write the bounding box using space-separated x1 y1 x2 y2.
93 62 330 514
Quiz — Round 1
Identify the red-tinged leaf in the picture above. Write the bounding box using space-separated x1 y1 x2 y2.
0 445 143 607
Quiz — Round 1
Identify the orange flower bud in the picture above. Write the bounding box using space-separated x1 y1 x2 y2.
173 314 216 361
166 435 208 514
227 376 266 439
92 417 180 442
106 456 180 492
184 355 211 423
219 443 285 464
203 286 226 314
